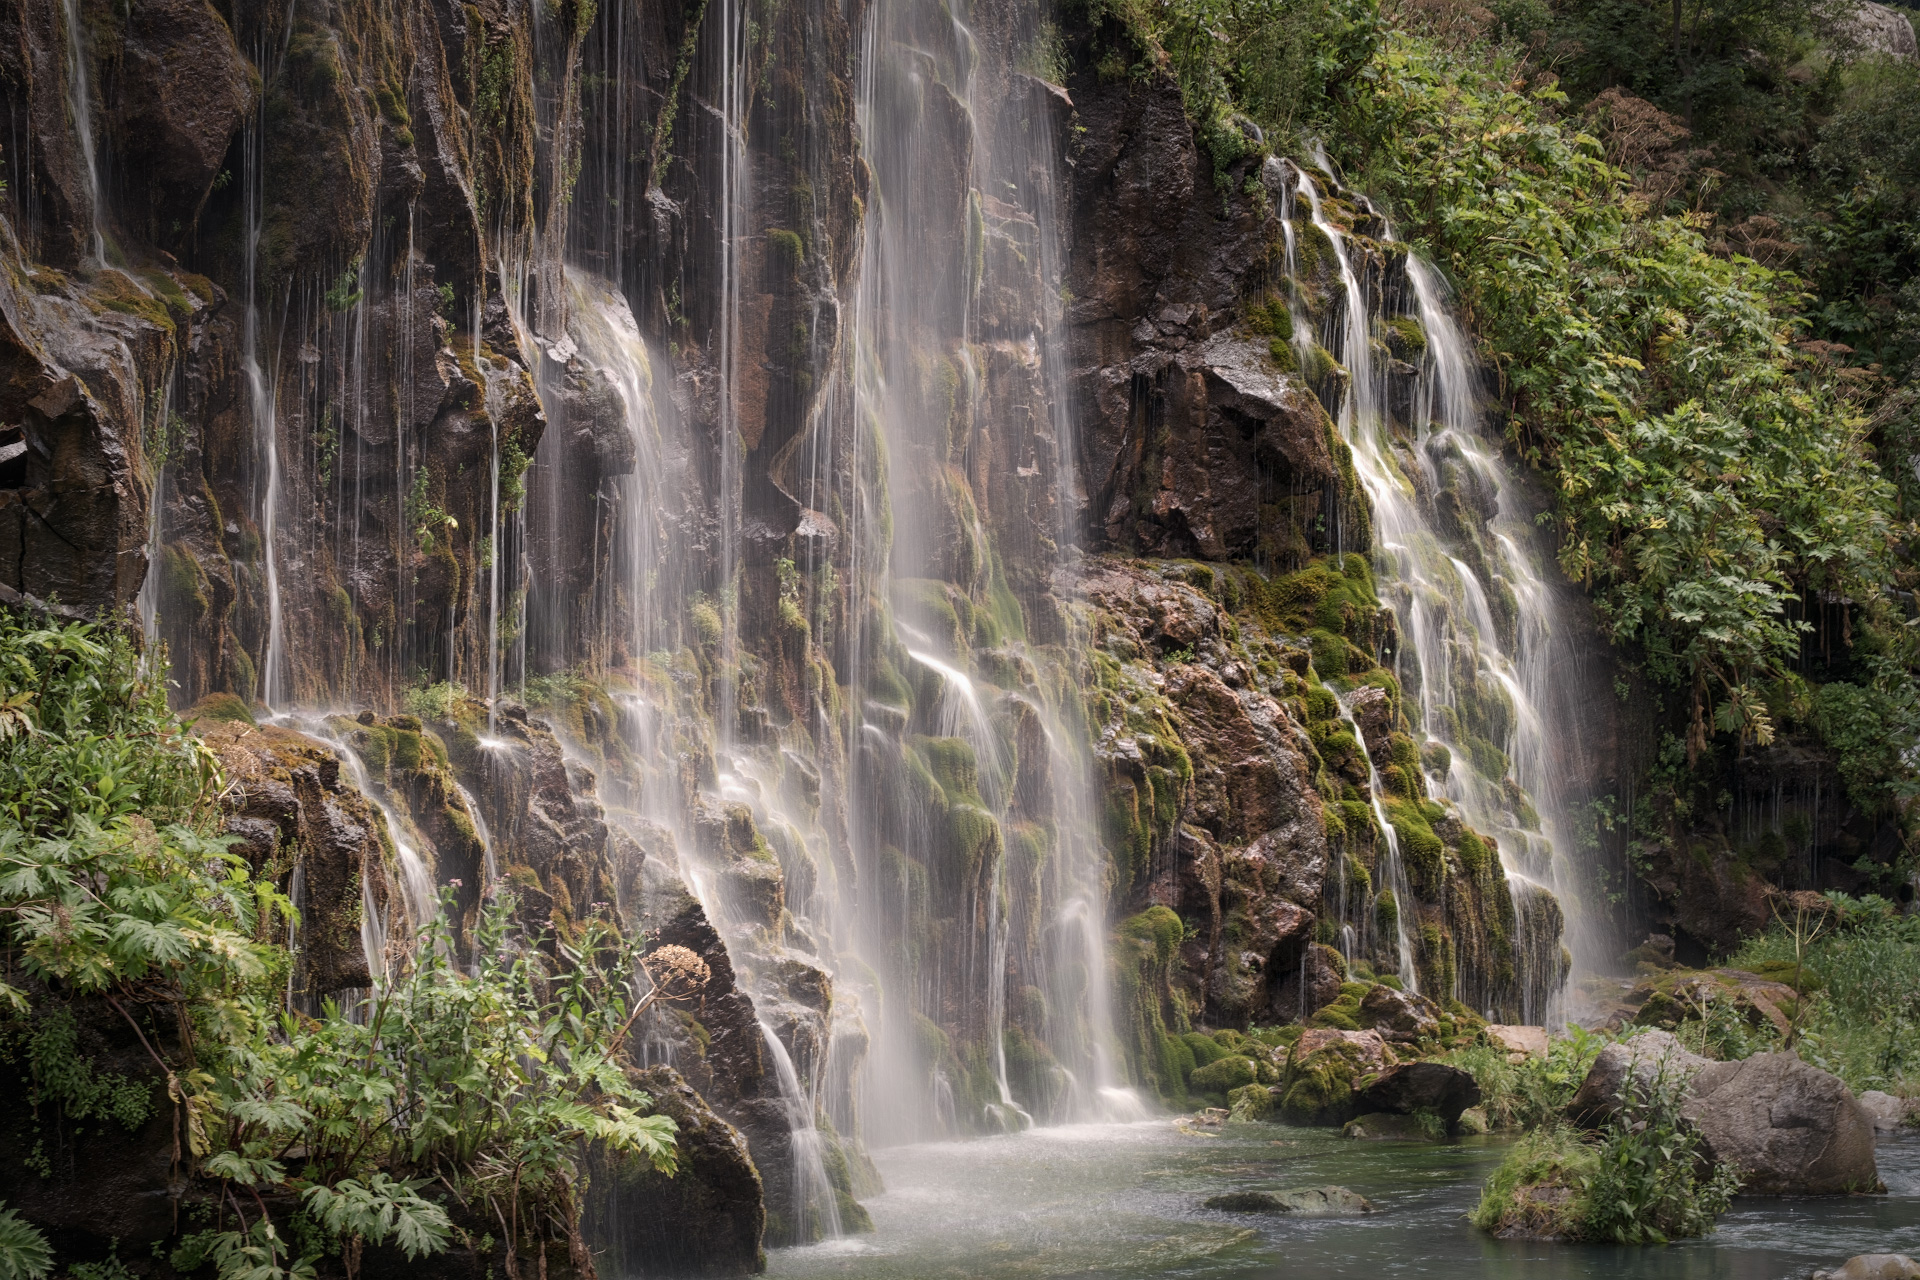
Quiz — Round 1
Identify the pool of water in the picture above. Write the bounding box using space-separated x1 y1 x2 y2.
767 1121 1920 1279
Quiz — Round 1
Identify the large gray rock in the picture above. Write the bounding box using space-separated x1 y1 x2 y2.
1840 1 1917 58
1857 1090 1915 1132
1567 1030 1711 1123
1683 1052 1879 1195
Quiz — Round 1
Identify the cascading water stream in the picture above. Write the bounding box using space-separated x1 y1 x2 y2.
242 18 298 714
1294 159 1586 1018
1333 691 1419 991
58 0 104 264
758 1019 846 1241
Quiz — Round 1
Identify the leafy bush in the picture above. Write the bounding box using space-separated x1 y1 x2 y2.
1581 1062 1741 1242
0 612 679 1278
1440 1025 1606 1130
1728 892 1920 1091
0 1202 50 1280
1471 1059 1739 1243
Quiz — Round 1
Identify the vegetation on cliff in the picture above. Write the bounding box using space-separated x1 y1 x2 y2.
1081 0 1920 927
0 614 677 1278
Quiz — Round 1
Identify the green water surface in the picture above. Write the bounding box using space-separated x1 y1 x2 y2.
768 1121 1920 1279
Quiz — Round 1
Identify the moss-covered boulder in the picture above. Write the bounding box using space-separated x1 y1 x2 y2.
1190 1053 1259 1095
1227 1082 1276 1121
1278 1028 1396 1126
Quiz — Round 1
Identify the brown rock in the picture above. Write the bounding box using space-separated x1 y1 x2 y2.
1567 1030 1712 1123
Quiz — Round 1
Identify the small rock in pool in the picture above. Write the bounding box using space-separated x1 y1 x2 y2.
1203 1186 1377 1216
1815 1256 1920 1280
1205 1191 1282 1212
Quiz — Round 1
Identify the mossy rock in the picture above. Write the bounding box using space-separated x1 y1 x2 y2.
1183 1031 1230 1068
1227 1082 1276 1122
186 692 254 726
1306 982 1371 1031
1190 1054 1259 1094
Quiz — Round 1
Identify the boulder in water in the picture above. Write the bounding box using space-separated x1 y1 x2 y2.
1683 1052 1879 1195
1278 1028 1396 1125
1205 1190 1281 1211
1227 1082 1276 1121
1567 1030 1711 1123
1857 1090 1915 1132
1203 1186 1377 1214
1273 1186 1378 1215
1815 1257 1920 1280
1355 1060 1482 1129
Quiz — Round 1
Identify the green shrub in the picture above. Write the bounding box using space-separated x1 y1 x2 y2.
0 615 681 1278
1472 1055 1739 1243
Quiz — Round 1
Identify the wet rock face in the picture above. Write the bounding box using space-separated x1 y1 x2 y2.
581 1066 767 1279
106 0 252 247
0 991 180 1261
204 718 396 995
1063 26 1343 564
1083 559 1328 1029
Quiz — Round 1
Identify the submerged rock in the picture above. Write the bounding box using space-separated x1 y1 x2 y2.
1275 1186 1378 1215
1683 1052 1879 1195
1342 1112 1436 1141
1815 1256 1920 1280
1203 1186 1377 1215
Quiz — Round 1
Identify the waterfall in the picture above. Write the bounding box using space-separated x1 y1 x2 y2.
713 0 751 752
834 0 1139 1144
1292 160 1583 1019
242 19 294 714
58 0 104 264
1334 690 1419 992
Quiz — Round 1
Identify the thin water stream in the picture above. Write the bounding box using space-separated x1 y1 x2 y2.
768 1124 1920 1279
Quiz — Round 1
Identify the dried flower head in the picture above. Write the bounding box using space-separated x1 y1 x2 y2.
642 944 711 1001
